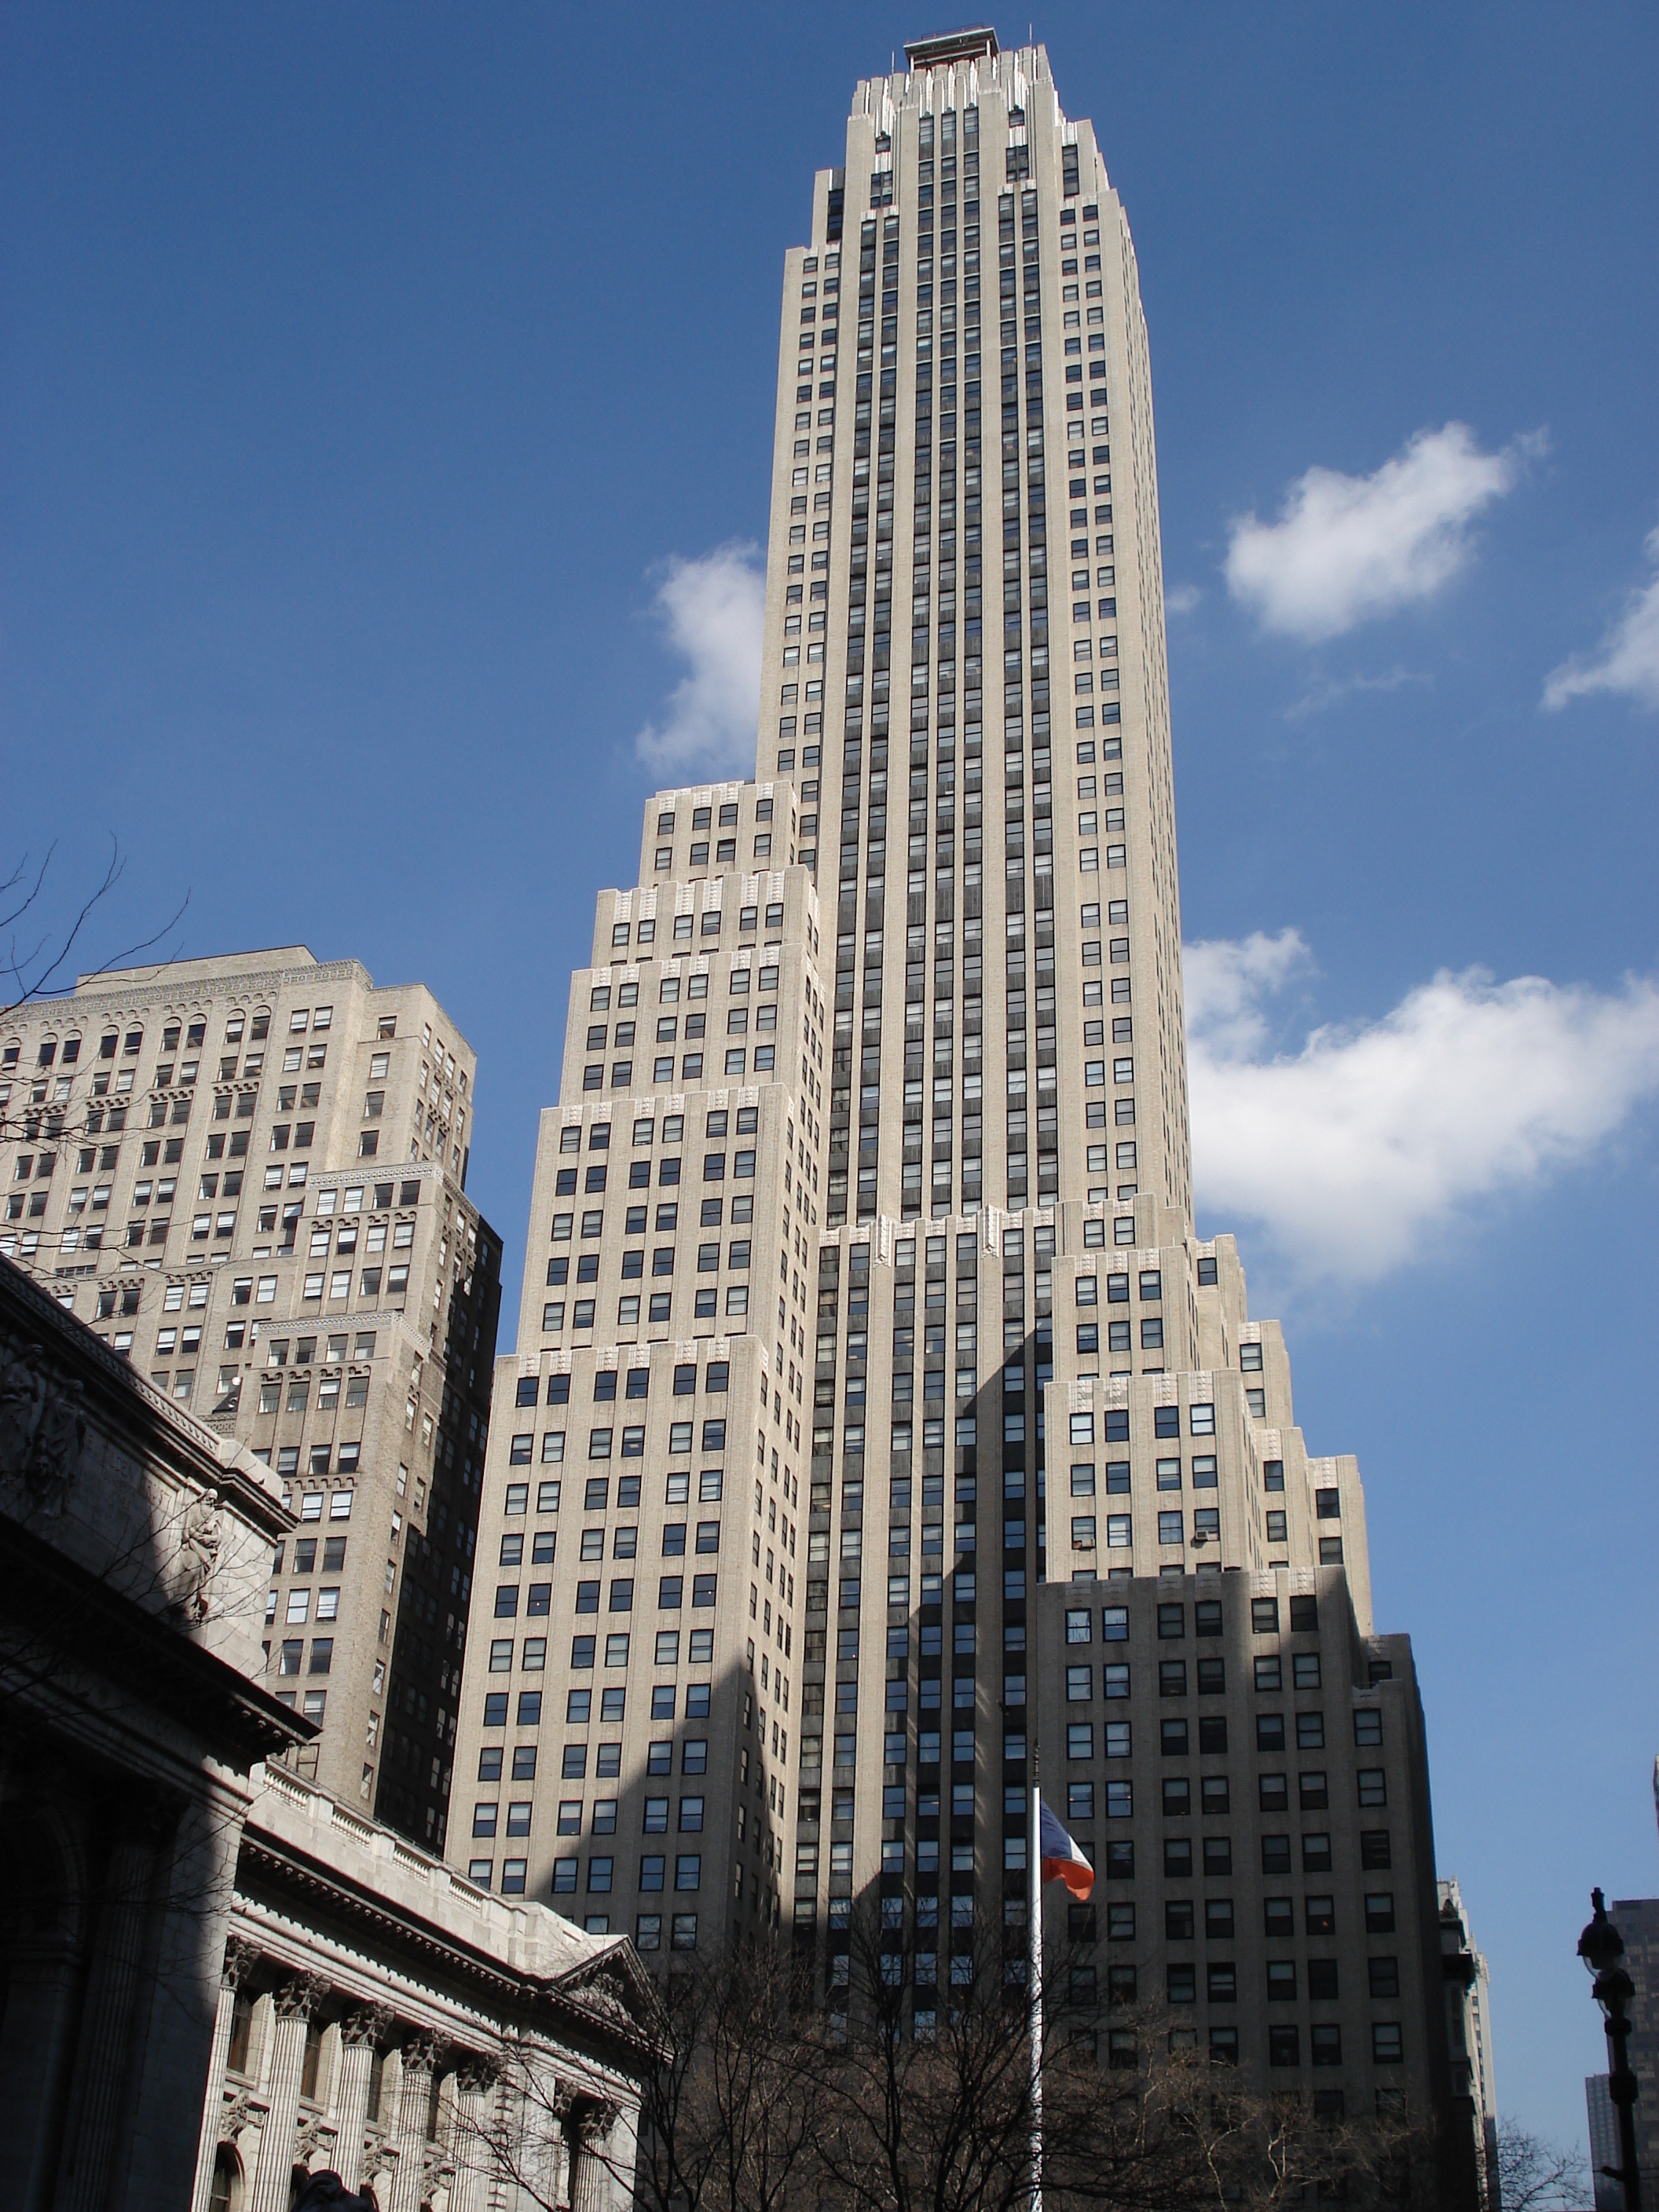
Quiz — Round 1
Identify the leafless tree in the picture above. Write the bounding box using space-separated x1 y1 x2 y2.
1041 2023 1254 2212
456 1936 831 2212
1 840 191 1225
1 836 188 1023
807 1903 1461 2212
814 1903 1042 2212
449 1907 1463 2212
623 1957 729 2212
811 1903 1264 2212
1495 2119 1586 2212
693 1936 834 2212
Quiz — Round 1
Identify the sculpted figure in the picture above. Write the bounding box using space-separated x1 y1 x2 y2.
173 1486 224 1621
24 1375 86 1507
0 1341 47 1475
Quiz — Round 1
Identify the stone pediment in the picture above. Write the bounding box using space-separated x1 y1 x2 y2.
551 1943 664 2046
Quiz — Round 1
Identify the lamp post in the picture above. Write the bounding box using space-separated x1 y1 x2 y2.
1580 1888 1642 2210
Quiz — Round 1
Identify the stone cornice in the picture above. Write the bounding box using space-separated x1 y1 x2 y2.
0 1510 309 1763
0 1252 290 1538
13 958 371 1025
240 1770 666 2064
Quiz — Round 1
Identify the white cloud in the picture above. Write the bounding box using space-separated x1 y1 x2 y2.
634 544 764 774
1284 666 1431 721
1225 423 1540 643
1184 927 1316 1058
1542 526 1659 712
1185 930 1659 1284
1165 583 1201 615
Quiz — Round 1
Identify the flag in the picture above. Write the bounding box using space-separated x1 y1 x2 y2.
1038 1796 1094 1899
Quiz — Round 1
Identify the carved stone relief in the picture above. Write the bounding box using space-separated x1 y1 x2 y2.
168 1486 225 1622
0 1338 86 1507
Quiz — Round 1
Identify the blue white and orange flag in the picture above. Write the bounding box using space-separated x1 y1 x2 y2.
1038 1796 1095 1900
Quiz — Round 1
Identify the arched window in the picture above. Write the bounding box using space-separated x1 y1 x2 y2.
208 2147 243 2212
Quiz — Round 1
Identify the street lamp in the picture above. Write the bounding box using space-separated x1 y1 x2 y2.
1580 1888 1642 2210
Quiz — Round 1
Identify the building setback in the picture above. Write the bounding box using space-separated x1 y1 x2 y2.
446 25 1467 2136
0 948 503 1844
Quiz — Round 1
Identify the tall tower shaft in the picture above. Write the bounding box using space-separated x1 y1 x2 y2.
761 31 1192 1229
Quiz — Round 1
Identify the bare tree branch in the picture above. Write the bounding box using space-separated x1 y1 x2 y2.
447 1906 1464 2212
1496 2119 1586 2212
453 1938 830 2212
0 834 190 1023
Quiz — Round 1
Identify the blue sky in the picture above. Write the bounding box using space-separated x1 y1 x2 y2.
5 2 1657 2153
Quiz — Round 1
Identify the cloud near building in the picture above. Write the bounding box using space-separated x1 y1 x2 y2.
1185 928 1659 1284
1224 423 1541 643
634 543 765 775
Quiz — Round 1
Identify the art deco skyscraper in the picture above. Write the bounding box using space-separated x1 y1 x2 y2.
769 27 1190 1235
452 30 1467 2139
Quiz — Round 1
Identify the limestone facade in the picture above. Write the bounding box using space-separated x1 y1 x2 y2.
449 841 827 1941
194 1764 654 2212
0 1248 651 2212
0 1248 303 2211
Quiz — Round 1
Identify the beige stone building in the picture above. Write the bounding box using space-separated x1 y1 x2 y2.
445 21 1467 2148
0 1244 301 2210
450 859 827 1941
195 1763 654 2212
0 1248 650 2212
0 948 503 1845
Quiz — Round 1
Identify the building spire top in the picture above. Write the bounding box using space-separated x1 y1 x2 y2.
903 27 999 69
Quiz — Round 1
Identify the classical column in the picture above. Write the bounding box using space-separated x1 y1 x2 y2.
331 2005 391 2194
387 2033 441 2212
57 1822 163 2212
189 1939 258 2212
508 2058 569 2211
569 2102 620 2212
0 1825 91 2207
601 2099 639 2212
248 1975 327 2212
445 2063 498 2212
